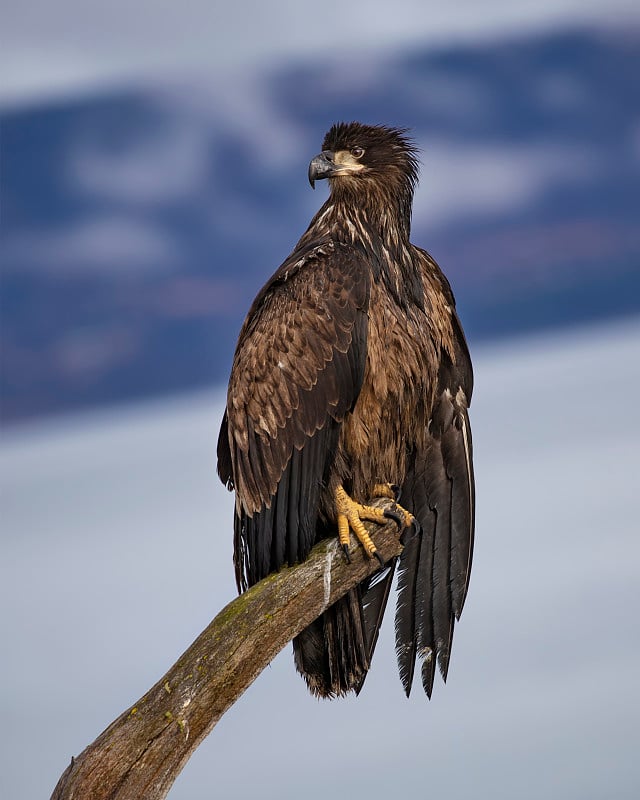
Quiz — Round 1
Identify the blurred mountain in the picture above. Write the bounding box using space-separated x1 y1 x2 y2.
2 27 639 423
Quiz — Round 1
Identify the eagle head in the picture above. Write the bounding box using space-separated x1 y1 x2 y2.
308 122 419 193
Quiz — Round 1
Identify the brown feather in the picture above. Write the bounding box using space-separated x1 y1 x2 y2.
218 122 474 697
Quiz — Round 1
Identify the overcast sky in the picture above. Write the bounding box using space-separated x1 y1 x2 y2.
1 0 639 108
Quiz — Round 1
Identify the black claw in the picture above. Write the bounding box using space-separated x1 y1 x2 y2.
383 509 403 529
400 518 421 545
389 483 401 501
342 543 351 563
373 550 385 567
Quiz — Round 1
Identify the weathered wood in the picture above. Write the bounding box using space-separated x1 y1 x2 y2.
51 506 403 800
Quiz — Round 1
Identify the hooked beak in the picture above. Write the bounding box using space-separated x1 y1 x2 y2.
308 150 336 189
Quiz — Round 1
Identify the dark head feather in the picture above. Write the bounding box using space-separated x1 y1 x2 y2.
322 122 420 193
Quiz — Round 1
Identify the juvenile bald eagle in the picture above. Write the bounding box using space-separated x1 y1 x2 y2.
217 122 474 698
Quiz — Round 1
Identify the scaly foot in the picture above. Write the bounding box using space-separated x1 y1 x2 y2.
334 484 412 566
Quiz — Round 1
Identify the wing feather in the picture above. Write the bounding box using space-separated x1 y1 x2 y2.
415 507 437 697
395 528 419 694
443 407 475 618
395 309 474 696
218 241 370 589
425 437 454 680
285 445 303 566
354 561 397 695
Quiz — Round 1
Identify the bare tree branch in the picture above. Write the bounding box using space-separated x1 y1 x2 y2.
51 504 403 800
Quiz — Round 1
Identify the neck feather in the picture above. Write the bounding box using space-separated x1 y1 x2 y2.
300 180 423 309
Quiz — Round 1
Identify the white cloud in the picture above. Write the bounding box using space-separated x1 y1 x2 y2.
160 74 311 171
64 79 310 217
1 1 638 108
67 108 212 206
413 139 601 230
52 325 141 377
3 216 182 276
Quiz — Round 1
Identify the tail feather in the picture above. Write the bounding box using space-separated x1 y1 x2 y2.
293 568 394 697
356 561 397 694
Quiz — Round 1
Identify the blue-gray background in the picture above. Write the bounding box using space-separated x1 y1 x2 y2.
1 2 639 798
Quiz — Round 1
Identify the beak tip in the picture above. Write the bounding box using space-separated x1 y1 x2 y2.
308 151 334 189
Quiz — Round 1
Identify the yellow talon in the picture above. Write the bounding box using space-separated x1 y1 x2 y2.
334 485 396 562
337 510 351 550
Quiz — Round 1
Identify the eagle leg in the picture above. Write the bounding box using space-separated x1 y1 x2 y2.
335 484 409 566
373 482 400 500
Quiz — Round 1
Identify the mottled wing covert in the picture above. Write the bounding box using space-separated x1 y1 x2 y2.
217 240 370 590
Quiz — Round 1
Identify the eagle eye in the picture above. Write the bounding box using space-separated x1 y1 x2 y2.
350 146 365 159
